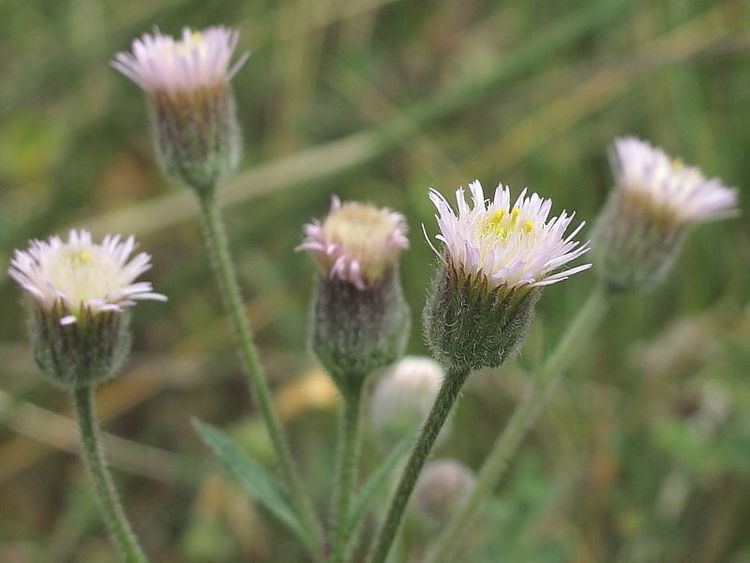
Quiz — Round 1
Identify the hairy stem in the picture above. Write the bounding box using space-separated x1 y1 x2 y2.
367 368 470 563
425 286 611 562
198 192 322 552
73 386 147 563
330 385 364 562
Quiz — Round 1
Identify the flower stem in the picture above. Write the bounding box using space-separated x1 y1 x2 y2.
73 386 147 563
367 368 470 563
330 385 364 562
424 285 611 563
197 192 322 552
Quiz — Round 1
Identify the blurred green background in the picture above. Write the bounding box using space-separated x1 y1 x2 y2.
1 0 749 561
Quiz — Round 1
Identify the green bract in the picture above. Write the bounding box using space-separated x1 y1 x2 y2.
311 271 410 394
424 262 540 372
592 190 685 293
150 87 242 195
30 305 131 388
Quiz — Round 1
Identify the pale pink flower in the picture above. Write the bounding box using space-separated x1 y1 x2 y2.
8 230 166 325
298 197 408 289
112 26 248 96
610 137 738 225
426 181 590 289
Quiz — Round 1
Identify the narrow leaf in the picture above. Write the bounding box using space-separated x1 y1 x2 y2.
192 418 313 548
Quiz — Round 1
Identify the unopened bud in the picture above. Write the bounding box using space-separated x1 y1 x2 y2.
369 356 448 447
413 459 475 528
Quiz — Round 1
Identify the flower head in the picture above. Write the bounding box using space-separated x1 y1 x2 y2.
610 137 738 227
593 137 739 292
112 26 247 193
299 197 408 290
427 180 591 290
8 230 165 387
424 181 590 371
112 26 248 97
8 229 166 325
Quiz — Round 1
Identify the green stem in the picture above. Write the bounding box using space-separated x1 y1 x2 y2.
330 385 364 562
425 286 611 563
367 368 471 563
198 192 322 552
73 386 147 563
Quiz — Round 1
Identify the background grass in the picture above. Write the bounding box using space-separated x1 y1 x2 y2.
0 0 749 561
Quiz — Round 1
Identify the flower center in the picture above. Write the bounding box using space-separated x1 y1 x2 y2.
323 202 400 281
481 208 534 240
667 158 703 186
177 31 203 54
68 250 93 265
44 247 124 310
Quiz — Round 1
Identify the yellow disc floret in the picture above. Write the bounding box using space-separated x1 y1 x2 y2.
45 246 125 313
70 250 93 265
481 207 534 240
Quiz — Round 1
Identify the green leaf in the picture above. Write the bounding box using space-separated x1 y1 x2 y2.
347 436 412 536
192 418 313 549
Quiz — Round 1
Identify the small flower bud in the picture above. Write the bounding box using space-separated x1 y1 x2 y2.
113 27 249 194
423 181 590 372
369 356 448 447
593 137 738 293
299 198 410 393
8 230 166 387
413 459 475 528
